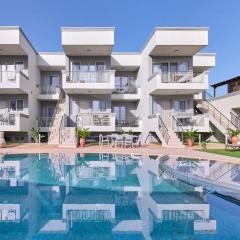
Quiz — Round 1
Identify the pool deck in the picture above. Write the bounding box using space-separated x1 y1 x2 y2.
0 143 239 163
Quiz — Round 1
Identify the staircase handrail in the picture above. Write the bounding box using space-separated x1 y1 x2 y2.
49 89 64 128
230 112 240 128
202 90 238 129
171 113 184 143
156 113 170 144
203 90 214 101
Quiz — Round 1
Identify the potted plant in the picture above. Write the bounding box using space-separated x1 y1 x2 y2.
183 128 199 147
31 127 42 143
227 128 240 144
76 127 90 148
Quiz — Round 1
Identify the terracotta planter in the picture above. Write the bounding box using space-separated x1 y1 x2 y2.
0 132 6 148
187 139 193 147
79 138 86 148
231 136 238 144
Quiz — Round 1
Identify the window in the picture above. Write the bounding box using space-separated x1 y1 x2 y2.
114 106 126 124
41 105 55 118
161 63 169 83
92 100 107 112
72 62 80 71
115 76 129 92
170 63 178 73
80 64 88 72
174 100 186 112
152 63 161 74
9 100 24 111
15 62 24 71
50 75 59 87
96 62 106 71
89 64 96 72
178 62 189 72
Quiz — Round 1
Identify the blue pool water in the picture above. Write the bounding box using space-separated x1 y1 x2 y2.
0 153 239 239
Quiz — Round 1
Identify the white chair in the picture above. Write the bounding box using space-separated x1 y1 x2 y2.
124 135 133 148
99 134 110 147
133 135 142 148
114 135 124 148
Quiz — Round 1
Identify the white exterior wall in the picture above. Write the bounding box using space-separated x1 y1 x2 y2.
0 26 215 141
209 92 240 119
19 30 40 138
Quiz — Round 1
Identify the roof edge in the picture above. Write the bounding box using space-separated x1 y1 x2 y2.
38 52 65 55
112 52 140 55
61 27 115 32
195 52 216 56
141 26 210 53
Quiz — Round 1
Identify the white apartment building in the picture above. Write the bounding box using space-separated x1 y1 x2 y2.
0 26 221 147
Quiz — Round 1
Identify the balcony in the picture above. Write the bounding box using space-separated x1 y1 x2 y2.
172 113 210 132
0 71 29 94
0 113 29 132
62 71 115 94
111 86 141 101
148 71 208 95
38 86 60 100
115 119 143 132
77 113 115 132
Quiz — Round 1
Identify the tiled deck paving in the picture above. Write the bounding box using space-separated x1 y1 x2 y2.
0 143 239 163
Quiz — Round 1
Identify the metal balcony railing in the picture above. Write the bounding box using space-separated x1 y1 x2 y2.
65 71 114 83
115 119 139 127
38 117 53 127
113 85 138 94
39 86 60 95
175 114 206 127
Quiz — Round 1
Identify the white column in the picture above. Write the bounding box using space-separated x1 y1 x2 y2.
0 131 6 147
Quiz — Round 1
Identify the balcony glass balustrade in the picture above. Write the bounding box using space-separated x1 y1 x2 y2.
66 71 113 83
149 71 205 83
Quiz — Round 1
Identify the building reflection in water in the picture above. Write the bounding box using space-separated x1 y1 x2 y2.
0 153 239 239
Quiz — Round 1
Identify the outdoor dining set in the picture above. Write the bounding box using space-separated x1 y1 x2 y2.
99 134 141 148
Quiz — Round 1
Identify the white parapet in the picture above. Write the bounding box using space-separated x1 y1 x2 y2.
61 27 115 56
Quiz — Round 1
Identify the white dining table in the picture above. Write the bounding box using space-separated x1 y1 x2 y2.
107 134 138 148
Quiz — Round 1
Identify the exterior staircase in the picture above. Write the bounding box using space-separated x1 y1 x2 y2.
148 114 184 148
196 91 239 138
59 127 77 148
48 90 65 145
48 91 77 148
166 129 185 148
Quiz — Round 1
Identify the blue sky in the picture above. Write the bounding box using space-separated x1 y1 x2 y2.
0 0 239 95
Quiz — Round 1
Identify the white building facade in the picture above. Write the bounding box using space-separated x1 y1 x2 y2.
0 26 218 147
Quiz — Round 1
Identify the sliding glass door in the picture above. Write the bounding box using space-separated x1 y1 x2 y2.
113 106 126 126
161 63 169 82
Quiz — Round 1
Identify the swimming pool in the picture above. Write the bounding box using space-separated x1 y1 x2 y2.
0 153 239 239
